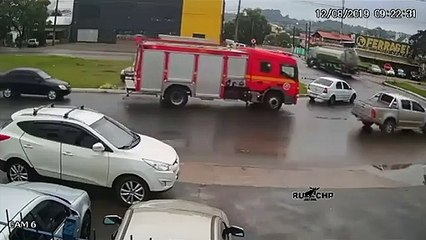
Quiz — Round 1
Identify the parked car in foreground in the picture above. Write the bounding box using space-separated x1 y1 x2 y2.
0 182 91 240
369 64 382 74
27 39 39 48
351 92 426 134
103 200 245 240
307 77 357 105
0 104 180 206
0 68 71 101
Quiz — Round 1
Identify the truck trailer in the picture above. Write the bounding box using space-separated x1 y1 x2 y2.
307 46 360 76
124 37 300 111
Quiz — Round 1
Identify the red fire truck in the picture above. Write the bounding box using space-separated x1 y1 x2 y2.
124 36 300 110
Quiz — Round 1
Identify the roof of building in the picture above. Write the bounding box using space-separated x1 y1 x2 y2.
314 31 354 41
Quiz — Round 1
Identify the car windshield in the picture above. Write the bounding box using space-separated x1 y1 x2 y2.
313 78 333 87
37 70 52 79
90 116 140 149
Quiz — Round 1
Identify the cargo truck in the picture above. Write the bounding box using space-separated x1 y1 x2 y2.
307 46 360 76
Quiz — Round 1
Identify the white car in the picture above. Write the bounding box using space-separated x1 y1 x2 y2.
385 68 395 76
0 104 180 206
103 200 245 240
27 39 39 48
0 182 91 240
369 64 382 74
307 77 357 105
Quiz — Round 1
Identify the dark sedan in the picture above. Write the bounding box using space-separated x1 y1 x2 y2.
0 68 71 100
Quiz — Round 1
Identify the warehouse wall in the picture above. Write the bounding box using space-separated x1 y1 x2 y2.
71 0 184 43
180 0 224 44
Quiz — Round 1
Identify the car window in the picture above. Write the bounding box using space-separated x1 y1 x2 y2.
18 121 62 142
9 200 70 240
412 102 425 112
90 116 135 149
37 70 51 79
59 124 99 149
280 65 295 79
336 82 343 89
313 78 333 87
342 82 351 90
401 100 411 110
378 94 394 105
260 61 272 73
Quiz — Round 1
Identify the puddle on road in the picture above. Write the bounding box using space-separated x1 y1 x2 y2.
366 163 426 186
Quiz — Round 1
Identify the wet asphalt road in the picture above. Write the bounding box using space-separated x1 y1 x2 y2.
1 53 426 239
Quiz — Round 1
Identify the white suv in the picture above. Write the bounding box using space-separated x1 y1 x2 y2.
0 104 180 206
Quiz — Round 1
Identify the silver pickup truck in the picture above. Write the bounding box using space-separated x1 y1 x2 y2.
351 92 426 134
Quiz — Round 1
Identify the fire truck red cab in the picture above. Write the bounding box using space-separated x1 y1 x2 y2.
125 36 299 110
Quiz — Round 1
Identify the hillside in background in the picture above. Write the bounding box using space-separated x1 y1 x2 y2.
225 9 410 41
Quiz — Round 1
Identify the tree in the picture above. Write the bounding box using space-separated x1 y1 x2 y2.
0 0 50 46
223 8 271 45
409 29 426 62
263 32 292 48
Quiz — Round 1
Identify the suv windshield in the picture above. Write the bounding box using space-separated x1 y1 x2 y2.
91 117 140 149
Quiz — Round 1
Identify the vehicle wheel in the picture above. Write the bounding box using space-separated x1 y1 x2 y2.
328 95 336 105
349 94 356 104
80 212 91 240
114 176 150 206
263 92 283 111
309 96 315 103
3 88 19 99
6 159 34 182
380 119 395 134
47 90 58 101
164 87 188 108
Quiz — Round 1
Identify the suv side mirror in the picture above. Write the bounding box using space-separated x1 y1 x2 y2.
92 142 105 152
103 215 122 225
223 226 245 238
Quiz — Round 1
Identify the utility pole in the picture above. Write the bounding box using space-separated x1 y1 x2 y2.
52 0 59 46
292 26 296 53
340 0 345 35
233 0 242 42
307 21 311 53
304 23 308 58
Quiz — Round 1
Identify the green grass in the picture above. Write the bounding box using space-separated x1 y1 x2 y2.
0 55 131 88
300 82 307 95
386 80 426 98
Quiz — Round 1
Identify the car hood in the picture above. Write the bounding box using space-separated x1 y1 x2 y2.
6 182 86 205
45 78 69 86
129 134 178 165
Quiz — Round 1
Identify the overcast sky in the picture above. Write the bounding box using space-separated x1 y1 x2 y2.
225 0 426 34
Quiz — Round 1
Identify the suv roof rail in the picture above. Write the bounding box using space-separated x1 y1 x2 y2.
33 104 55 116
64 106 85 119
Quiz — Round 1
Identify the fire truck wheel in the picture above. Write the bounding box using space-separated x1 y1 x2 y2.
164 87 189 108
263 92 283 111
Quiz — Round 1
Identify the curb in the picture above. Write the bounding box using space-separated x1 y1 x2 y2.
72 88 126 94
383 81 426 102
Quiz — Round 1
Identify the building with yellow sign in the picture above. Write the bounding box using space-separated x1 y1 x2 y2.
69 0 225 44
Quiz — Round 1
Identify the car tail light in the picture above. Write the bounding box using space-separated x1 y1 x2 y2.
0 134 10 141
323 88 328 93
371 109 377 119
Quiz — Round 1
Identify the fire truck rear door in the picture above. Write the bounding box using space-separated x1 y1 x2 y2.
142 50 165 92
196 54 224 98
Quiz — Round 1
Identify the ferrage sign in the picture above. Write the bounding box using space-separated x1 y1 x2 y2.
356 35 412 58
